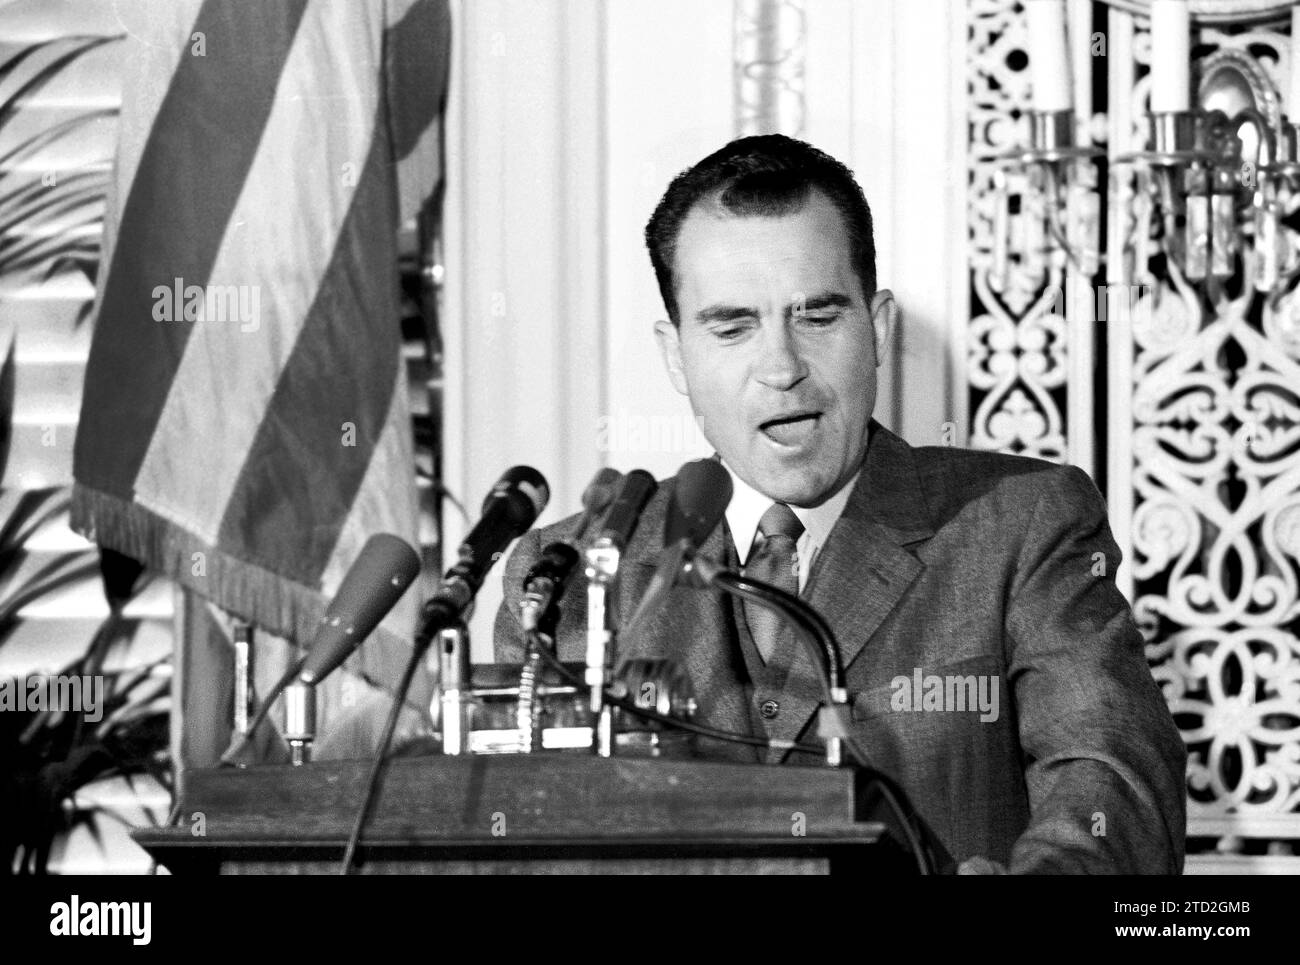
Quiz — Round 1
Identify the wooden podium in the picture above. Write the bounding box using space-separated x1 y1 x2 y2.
135 754 911 874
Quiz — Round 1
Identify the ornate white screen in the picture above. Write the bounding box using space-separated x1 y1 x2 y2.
967 0 1300 863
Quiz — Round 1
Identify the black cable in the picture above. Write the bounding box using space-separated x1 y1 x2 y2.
339 641 425 875
531 634 931 871
526 632 825 756
644 571 935 874
709 571 844 698
608 690 823 754
355 667 439 718
844 733 932 875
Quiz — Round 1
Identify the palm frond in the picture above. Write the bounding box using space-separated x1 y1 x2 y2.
0 488 70 565
0 27 160 876
0 176 105 231
0 108 116 170
0 553 98 633
0 36 116 127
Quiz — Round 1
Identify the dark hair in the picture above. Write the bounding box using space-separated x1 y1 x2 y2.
644 134 876 324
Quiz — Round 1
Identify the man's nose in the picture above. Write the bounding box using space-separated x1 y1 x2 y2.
754 321 807 390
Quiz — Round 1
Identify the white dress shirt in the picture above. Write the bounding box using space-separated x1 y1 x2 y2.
723 465 858 593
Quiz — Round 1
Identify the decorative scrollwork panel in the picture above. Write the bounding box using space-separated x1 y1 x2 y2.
967 0 1095 462
968 1 1300 853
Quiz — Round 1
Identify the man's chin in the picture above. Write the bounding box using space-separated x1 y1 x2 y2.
748 469 837 508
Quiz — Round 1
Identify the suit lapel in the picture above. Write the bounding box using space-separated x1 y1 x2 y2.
766 422 936 757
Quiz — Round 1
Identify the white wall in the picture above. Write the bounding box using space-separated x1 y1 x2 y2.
443 0 966 658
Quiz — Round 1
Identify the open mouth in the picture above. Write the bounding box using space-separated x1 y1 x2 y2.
759 412 821 447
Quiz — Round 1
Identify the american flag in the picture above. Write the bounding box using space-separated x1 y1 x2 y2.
69 0 449 762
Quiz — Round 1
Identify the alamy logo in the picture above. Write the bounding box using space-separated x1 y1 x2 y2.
890 668 1000 722
152 277 260 332
0 674 103 722
595 408 709 455
49 895 151 945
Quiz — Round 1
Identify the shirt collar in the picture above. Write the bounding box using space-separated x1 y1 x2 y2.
722 463 858 565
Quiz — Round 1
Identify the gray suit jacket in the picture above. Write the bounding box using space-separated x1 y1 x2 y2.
494 421 1187 873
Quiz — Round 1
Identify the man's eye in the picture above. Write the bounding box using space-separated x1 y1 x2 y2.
712 324 750 341
799 312 840 326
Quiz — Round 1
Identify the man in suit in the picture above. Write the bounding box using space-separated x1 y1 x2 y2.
494 134 1187 874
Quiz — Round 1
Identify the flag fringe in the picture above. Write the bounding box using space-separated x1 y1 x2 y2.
69 482 416 659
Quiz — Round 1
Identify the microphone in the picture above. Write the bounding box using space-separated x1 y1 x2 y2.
576 467 624 541
276 533 421 765
298 534 423 685
222 533 422 767
592 469 658 549
419 465 550 642
514 467 620 748
516 467 623 632
582 469 659 748
520 541 581 631
664 459 732 549
623 459 733 639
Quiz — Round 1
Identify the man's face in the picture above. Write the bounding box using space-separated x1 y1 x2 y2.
655 190 892 507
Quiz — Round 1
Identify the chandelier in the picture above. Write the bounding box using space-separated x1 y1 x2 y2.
996 0 1300 308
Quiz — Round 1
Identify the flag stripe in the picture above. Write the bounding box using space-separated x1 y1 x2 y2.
214 97 401 584
94 0 205 306
386 0 452 161
321 364 421 681
73 0 309 498
132 0 381 546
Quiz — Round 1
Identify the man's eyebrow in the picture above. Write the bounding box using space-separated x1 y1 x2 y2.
693 304 757 324
792 291 852 316
693 292 852 324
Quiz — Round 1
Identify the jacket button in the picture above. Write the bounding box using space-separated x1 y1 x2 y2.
759 699 780 720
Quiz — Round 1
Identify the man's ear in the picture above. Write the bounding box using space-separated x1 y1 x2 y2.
868 289 897 367
653 319 689 395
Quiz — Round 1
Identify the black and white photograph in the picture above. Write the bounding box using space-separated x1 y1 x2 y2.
0 0 1294 931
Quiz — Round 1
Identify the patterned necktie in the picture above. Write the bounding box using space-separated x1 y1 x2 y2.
743 502 805 662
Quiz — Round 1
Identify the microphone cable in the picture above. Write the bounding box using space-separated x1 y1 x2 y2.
339 638 427 875
528 631 932 873
842 733 934 875
527 630 825 755
335 623 936 874
218 656 305 766
336 626 823 874
699 571 936 874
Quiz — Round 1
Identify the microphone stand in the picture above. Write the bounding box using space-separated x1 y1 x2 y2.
576 468 657 758
437 622 472 755
515 635 546 753
583 537 620 757
283 679 316 765
683 552 851 768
